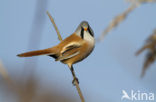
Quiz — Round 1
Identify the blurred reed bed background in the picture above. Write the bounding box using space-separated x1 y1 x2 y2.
0 0 79 102
0 60 77 102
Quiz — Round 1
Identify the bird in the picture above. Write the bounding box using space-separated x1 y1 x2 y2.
17 21 95 84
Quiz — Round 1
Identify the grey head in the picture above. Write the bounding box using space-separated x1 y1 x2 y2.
75 21 94 39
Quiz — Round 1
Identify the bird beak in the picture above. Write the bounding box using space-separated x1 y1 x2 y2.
84 27 88 31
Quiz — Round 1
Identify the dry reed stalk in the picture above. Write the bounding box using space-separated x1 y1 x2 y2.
97 0 156 42
0 60 12 85
0 60 21 96
97 4 137 42
47 11 63 41
47 11 85 102
136 29 156 77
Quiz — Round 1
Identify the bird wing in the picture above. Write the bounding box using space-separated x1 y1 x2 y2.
55 44 81 61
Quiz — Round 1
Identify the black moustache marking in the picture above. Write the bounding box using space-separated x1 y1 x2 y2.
80 27 84 39
80 25 94 39
88 25 94 37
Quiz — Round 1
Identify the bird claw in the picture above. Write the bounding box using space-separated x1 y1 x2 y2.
72 77 79 85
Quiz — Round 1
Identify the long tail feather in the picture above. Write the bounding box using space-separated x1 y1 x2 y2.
17 48 54 57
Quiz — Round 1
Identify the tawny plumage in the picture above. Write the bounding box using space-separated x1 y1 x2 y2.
17 48 55 57
17 21 95 68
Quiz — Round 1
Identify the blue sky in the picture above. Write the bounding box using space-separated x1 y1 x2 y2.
0 0 156 102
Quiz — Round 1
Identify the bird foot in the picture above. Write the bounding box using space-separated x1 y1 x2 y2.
72 77 79 85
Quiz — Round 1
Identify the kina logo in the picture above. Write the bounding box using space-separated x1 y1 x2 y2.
121 90 154 101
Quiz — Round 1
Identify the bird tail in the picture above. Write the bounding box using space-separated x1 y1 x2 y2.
17 48 56 57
